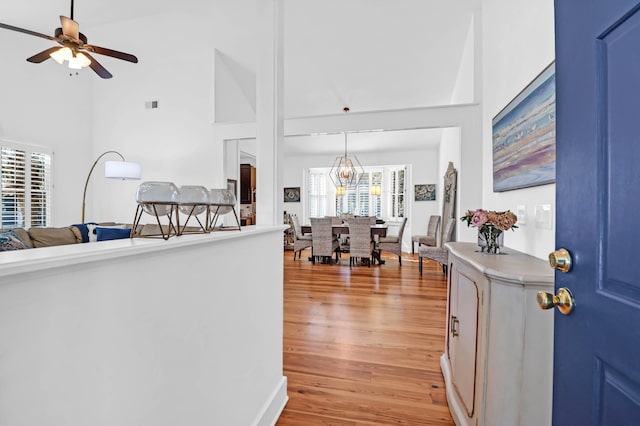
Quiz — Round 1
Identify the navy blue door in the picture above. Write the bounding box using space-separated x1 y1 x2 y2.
555 1 640 424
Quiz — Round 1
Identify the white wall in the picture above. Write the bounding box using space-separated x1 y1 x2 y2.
0 228 287 426
450 16 475 105
481 0 555 259
86 14 218 224
0 31 93 227
283 145 440 252
214 50 256 124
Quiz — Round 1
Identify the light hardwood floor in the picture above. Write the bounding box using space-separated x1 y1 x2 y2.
277 249 454 425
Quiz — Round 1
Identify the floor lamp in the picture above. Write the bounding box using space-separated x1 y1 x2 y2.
82 150 141 223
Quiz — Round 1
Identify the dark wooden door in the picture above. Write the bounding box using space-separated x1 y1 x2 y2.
240 164 252 204
554 1 640 423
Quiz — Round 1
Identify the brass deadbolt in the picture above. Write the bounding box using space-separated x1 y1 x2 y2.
549 248 572 273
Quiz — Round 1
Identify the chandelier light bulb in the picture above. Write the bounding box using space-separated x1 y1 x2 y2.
340 167 352 179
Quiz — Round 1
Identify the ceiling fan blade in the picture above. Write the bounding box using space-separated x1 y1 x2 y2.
0 22 58 42
84 44 138 63
26 46 61 63
83 52 112 79
60 16 79 40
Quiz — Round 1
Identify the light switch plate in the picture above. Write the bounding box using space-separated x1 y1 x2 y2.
534 204 553 229
516 204 526 225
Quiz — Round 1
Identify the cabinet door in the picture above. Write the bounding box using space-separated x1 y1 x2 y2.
449 266 480 418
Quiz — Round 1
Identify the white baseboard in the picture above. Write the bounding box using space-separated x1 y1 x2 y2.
440 354 464 426
253 376 289 426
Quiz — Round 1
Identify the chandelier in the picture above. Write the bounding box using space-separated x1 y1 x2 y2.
330 107 364 188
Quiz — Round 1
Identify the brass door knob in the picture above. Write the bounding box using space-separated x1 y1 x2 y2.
537 287 575 315
549 248 572 273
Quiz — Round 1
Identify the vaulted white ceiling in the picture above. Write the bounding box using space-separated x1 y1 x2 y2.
0 0 475 154
285 0 475 117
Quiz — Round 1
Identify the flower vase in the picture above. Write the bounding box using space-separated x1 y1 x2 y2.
478 226 504 254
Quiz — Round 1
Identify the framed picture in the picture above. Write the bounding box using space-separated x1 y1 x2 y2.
284 187 300 203
492 62 556 192
227 179 237 199
415 184 436 201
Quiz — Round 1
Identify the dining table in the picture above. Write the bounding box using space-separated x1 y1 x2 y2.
300 223 387 237
300 223 388 264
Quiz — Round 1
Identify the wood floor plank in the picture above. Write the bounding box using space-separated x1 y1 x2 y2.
278 251 453 425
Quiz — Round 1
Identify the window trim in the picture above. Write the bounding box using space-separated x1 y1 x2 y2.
1 139 53 229
307 164 406 221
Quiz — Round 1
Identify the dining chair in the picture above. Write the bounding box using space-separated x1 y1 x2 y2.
290 214 312 260
419 218 456 275
348 216 375 267
328 216 343 226
340 213 355 223
310 217 340 264
411 215 440 254
376 217 408 265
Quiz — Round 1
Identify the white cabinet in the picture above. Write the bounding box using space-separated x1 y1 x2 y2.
441 242 555 426
448 264 483 418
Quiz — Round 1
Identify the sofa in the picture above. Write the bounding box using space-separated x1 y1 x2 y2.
2 226 83 249
0 223 132 251
1 223 206 252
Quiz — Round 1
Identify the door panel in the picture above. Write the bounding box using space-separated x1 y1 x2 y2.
452 272 479 417
555 1 640 424
596 360 640 424
600 10 640 299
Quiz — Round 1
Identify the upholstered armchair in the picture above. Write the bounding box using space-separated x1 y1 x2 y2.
348 216 375 266
411 215 440 254
419 218 456 275
291 214 312 260
376 217 408 265
310 217 340 264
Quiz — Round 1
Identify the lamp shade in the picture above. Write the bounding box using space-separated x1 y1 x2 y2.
105 161 141 180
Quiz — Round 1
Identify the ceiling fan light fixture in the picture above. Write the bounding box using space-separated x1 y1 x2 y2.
0 0 137 79
68 52 91 69
50 46 73 64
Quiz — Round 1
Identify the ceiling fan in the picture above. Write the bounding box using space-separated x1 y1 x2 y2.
0 0 138 79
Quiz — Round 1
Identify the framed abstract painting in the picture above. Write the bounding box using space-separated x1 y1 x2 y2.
492 62 556 192
283 187 300 203
415 184 436 201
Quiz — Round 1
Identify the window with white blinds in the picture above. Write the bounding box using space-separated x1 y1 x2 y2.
335 172 369 216
371 171 382 218
390 167 406 218
308 171 327 218
309 165 405 220
1 145 52 229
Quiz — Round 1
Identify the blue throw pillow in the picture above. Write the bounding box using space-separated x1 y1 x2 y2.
96 227 131 241
0 230 30 251
71 222 97 243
